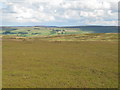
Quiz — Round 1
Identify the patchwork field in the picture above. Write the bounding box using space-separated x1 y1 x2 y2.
2 35 118 88
0 26 118 37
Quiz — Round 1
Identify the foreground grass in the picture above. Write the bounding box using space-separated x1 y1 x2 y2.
2 38 118 88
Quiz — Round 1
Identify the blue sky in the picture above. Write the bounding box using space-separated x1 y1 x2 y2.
0 0 119 26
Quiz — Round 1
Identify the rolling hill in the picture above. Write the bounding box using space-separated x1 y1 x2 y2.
0 26 118 37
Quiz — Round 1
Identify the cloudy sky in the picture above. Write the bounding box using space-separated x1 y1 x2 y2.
0 0 119 26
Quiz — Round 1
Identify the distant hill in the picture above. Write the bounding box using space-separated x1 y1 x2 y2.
0 26 118 36
59 26 118 33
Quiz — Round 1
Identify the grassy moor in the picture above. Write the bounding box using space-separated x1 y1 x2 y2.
2 32 118 88
1 0 119 88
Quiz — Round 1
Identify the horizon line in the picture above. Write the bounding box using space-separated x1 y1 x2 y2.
0 25 118 27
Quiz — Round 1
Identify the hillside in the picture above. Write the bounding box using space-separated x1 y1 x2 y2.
0 26 118 37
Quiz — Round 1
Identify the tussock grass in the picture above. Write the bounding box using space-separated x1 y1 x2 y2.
2 38 118 88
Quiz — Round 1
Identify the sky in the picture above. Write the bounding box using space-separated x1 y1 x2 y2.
0 0 119 26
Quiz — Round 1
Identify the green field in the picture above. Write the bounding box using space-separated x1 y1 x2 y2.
1 26 118 37
2 34 118 88
1 27 91 37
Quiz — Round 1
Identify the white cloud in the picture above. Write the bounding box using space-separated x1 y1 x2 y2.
0 0 119 26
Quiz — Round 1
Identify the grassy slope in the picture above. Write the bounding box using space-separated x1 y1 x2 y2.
2 33 118 41
1 26 118 33
38 33 118 41
3 39 118 88
0 27 102 36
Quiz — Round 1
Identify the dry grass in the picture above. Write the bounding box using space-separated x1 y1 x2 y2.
2 38 118 88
